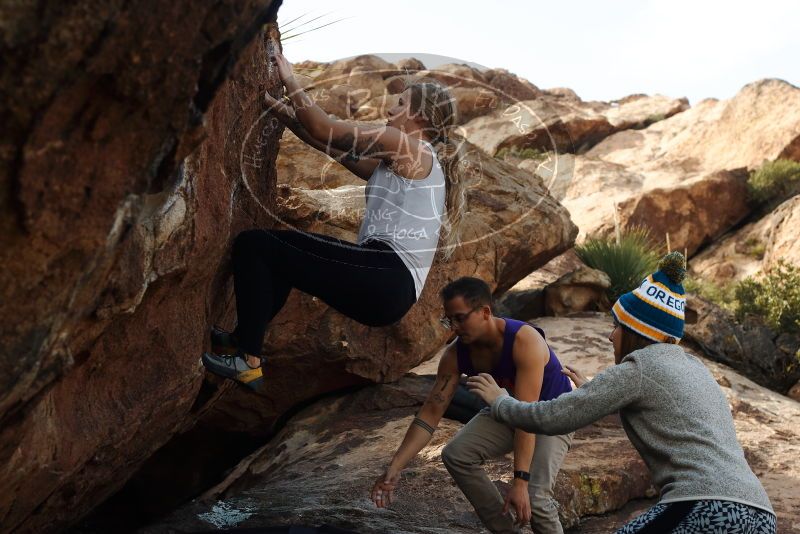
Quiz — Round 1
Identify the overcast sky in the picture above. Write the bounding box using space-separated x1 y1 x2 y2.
277 0 800 104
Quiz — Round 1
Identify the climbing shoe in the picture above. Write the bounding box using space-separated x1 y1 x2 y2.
201 350 263 392
210 325 239 355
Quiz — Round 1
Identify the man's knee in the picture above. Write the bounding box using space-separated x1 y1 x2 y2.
441 440 473 470
441 442 457 468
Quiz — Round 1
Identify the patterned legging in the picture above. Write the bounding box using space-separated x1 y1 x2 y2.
616 500 776 534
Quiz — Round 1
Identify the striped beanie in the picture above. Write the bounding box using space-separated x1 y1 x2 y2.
611 251 687 343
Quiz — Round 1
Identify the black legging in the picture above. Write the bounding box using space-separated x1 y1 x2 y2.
231 229 417 355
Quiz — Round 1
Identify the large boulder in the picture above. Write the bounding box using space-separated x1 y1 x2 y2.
587 79 800 174
603 169 751 256
413 63 488 89
0 5 286 532
347 65 388 98
310 83 361 118
556 156 644 236
543 266 612 316
353 93 394 120
312 55 397 88
691 194 800 283
0 20 579 528
561 80 800 239
495 250 585 320
600 94 689 131
516 153 577 201
144 323 656 533
449 86 506 124
544 87 582 103
684 296 800 394
483 68 543 102
459 92 688 159
459 99 616 156
395 57 426 73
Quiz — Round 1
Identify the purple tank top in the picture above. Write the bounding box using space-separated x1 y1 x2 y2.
456 318 572 400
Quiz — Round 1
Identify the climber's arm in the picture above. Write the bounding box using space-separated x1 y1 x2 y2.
276 51 420 170
265 93 380 181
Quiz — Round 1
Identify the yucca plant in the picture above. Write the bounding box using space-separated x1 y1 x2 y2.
575 227 661 302
280 11 351 43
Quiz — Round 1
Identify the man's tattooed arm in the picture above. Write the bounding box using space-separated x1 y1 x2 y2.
425 351 460 415
431 375 452 405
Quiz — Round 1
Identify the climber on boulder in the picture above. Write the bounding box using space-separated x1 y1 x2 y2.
202 51 468 391
371 277 574 534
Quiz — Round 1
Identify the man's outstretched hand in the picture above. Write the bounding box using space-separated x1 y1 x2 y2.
370 469 400 508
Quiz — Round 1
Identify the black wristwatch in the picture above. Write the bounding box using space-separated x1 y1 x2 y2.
513 470 531 481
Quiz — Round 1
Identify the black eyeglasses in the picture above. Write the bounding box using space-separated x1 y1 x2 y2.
440 306 482 330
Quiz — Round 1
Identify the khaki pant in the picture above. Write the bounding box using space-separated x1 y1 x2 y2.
442 409 573 534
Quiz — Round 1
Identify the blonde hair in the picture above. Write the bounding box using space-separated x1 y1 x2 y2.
405 80 467 260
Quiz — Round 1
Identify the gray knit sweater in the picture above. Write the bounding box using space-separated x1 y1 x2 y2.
490 343 774 514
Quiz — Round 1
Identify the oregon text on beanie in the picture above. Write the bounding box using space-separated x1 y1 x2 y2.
611 251 686 343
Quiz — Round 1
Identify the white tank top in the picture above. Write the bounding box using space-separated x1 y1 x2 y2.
356 141 446 300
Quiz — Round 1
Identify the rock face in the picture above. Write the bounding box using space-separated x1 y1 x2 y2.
561 79 800 240
495 250 585 320
458 93 688 157
691 194 800 283
146 313 800 533
586 80 800 176
684 296 800 394
144 384 653 533
0 0 280 423
601 94 690 131
0 4 284 533
0 31 578 534
276 130 364 190
607 169 751 256
459 99 616 156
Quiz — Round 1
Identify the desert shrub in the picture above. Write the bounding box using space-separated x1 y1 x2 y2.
747 159 800 204
575 227 660 302
742 237 766 259
734 260 800 334
683 277 737 311
495 146 549 161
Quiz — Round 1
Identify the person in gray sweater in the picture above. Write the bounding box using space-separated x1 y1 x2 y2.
467 252 777 533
